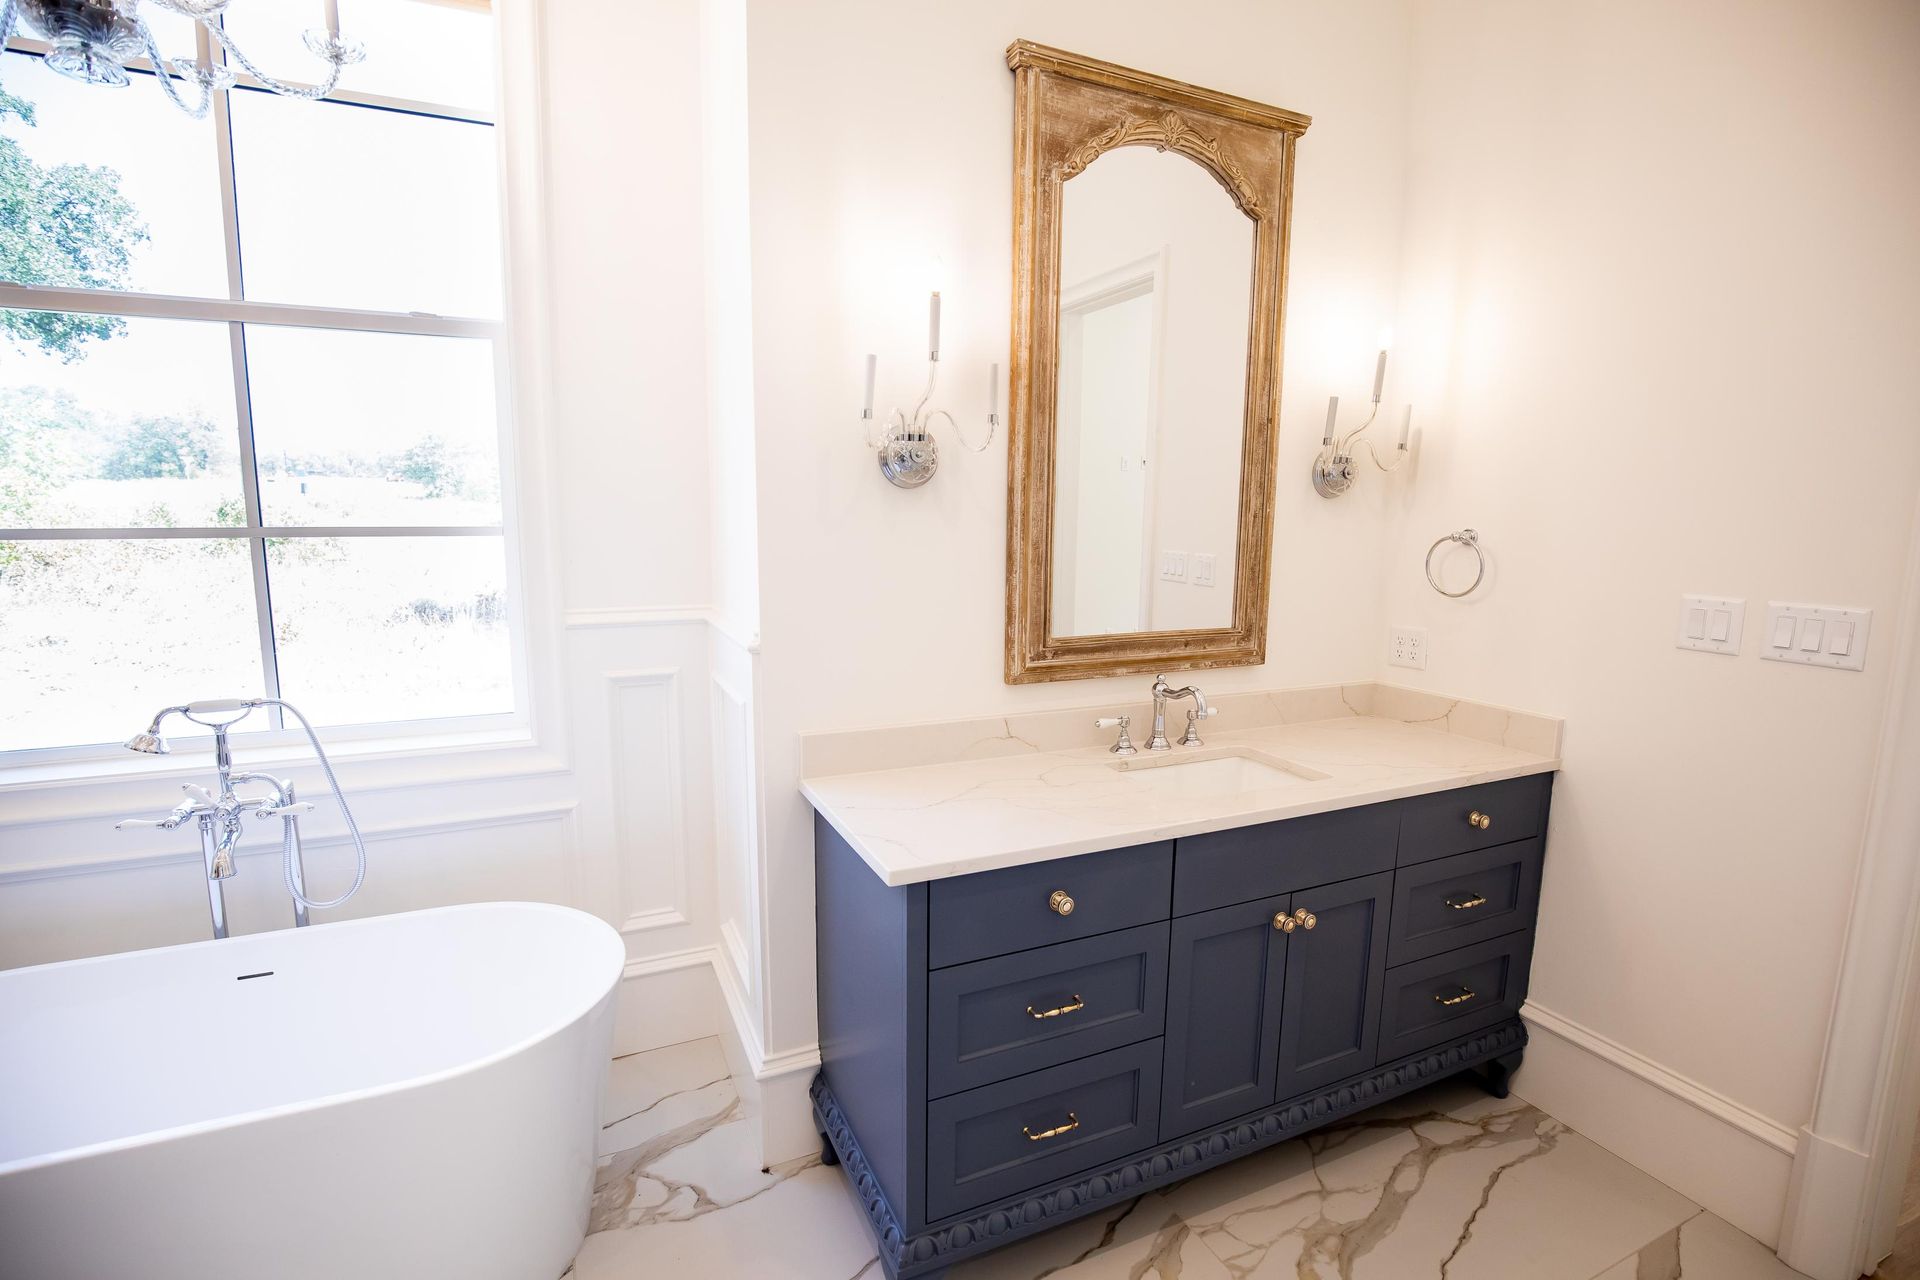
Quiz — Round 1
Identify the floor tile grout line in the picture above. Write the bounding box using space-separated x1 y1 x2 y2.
1579 1208 1706 1280
611 1032 725 1062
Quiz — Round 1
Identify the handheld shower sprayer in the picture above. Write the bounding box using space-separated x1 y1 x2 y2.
117 697 369 925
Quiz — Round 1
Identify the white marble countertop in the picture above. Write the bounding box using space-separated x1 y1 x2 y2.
802 694 1560 887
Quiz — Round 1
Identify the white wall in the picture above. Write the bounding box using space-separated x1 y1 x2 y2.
1377 0 1920 1241
738 0 1415 1061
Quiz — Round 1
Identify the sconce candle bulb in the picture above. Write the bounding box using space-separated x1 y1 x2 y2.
929 292 942 360
1322 395 1340 447
862 354 877 419
1397 405 1412 450
1371 345 1389 404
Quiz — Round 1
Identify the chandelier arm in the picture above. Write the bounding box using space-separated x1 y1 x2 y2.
134 17 213 118
202 18 345 100
142 0 235 19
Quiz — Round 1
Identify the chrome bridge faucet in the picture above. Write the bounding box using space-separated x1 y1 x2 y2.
1147 674 1218 750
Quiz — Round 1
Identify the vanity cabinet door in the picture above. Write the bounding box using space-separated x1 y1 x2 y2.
1273 871 1392 1099
1159 894 1290 1141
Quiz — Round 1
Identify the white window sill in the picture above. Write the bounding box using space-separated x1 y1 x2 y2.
0 723 568 827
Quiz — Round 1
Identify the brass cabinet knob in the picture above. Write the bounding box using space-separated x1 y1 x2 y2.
1048 889 1076 917
1272 912 1297 933
1294 908 1317 930
1467 810 1493 831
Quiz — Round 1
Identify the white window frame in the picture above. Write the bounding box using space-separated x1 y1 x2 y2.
0 17 546 777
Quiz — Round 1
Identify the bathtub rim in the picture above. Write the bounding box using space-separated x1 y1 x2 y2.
0 901 625 1178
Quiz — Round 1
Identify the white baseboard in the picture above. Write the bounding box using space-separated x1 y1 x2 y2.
612 947 722 1057
708 944 820 1168
1518 1001 1799 1248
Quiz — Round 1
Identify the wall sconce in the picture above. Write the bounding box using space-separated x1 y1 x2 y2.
1311 331 1412 499
860 285 997 489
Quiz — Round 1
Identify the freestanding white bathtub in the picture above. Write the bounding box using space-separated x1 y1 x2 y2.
0 902 624 1280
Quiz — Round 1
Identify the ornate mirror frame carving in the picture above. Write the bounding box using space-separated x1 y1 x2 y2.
1004 41 1311 684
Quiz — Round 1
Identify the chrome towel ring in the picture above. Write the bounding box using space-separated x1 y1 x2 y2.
1426 529 1486 598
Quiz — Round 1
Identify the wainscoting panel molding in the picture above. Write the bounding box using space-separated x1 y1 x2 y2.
605 668 691 935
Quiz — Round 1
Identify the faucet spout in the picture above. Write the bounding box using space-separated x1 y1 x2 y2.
1146 674 1214 750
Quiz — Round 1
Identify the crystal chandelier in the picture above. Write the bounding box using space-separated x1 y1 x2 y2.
0 0 364 117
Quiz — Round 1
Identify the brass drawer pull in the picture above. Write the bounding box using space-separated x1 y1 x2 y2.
1446 893 1488 911
1048 890 1076 917
1467 811 1493 830
1027 995 1086 1020
1024 1112 1080 1142
1434 986 1477 1007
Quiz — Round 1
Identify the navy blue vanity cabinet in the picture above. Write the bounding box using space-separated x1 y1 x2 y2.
812 771 1554 1280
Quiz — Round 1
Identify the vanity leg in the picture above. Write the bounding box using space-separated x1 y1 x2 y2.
1473 1050 1524 1099
819 1131 841 1167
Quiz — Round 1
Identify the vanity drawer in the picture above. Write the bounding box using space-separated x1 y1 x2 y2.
1396 775 1551 866
1173 804 1397 916
925 1040 1163 1221
928 923 1169 1098
1377 931 1534 1062
1388 839 1544 966
928 841 1173 969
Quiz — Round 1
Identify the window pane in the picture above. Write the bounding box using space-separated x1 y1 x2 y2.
228 91 501 317
219 0 496 116
0 50 228 298
266 534 510 727
245 327 501 526
0 537 264 752
0 311 245 529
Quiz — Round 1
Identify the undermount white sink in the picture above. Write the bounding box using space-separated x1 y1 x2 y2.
1107 749 1323 797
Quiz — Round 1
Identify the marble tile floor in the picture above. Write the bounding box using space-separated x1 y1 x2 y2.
567 1037 1811 1280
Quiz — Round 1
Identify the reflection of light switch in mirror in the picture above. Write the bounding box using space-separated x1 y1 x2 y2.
1676 594 1744 656
1159 552 1187 582
1192 554 1216 587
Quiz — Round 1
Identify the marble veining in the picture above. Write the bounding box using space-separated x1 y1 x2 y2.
569 1039 1808 1280
803 696 1561 886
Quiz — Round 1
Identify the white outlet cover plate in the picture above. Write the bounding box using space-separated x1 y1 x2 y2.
1389 625 1428 671
1677 595 1745 656
1761 602 1871 671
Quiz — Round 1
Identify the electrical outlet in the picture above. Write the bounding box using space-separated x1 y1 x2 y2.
1192 554 1216 587
1389 626 1428 670
1159 551 1188 582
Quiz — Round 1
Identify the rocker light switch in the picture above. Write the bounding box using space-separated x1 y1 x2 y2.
1762 603 1871 671
1677 595 1743 656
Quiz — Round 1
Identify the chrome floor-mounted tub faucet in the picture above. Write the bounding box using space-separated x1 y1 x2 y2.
116 698 369 940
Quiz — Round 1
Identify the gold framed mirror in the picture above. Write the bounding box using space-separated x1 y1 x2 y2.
1003 41 1310 684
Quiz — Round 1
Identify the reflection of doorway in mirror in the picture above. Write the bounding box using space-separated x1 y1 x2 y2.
1053 253 1165 638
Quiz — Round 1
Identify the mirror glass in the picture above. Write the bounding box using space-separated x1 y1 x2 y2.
1048 147 1253 639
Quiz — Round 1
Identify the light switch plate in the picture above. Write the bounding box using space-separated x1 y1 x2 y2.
1159 551 1187 582
1761 602 1871 671
1676 594 1745 656
1389 626 1428 670
1192 554 1216 587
